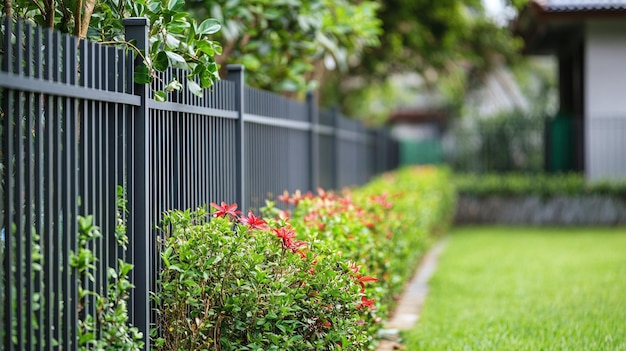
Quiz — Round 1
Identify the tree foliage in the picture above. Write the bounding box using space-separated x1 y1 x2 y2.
326 0 525 123
2 0 222 99
186 0 382 97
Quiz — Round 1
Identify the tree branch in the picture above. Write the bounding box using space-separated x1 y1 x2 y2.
29 0 45 16
74 0 83 37
78 0 96 39
57 0 73 32
45 0 54 28
3 0 12 19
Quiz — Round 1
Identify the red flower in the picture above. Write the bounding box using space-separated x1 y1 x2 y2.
290 240 308 253
273 226 296 248
357 276 379 283
371 193 392 209
356 295 376 310
239 211 269 230
348 262 361 274
210 202 241 218
357 275 378 293
316 187 334 200
277 189 307 205
277 190 291 204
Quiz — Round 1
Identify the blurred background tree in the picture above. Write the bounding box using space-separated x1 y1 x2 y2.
185 0 382 98
3 0 534 122
185 0 524 123
330 0 524 124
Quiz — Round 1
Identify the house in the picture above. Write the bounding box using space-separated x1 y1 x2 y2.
388 108 449 165
514 0 626 180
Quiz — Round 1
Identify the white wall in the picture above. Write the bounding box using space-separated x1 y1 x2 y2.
585 20 626 181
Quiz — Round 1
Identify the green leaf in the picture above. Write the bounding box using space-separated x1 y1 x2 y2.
196 40 215 56
154 51 169 72
134 65 152 84
200 70 213 89
154 91 167 102
197 18 222 35
165 51 186 65
166 0 185 12
166 20 190 34
165 34 181 49
169 265 184 272
165 79 183 92
187 79 203 97
147 0 161 13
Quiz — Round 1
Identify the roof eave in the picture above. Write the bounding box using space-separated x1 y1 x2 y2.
513 1 626 54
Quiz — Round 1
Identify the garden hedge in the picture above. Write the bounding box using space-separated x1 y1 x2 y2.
455 173 626 198
152 166 456 350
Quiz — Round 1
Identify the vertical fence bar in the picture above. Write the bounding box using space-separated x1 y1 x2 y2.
33 24 44 351
307 91 319 191
42 27 56 351
2 18 15 351
123 18 151 351
331 107 340 190
51 30 64 350
23 21 35 351
64 33 79 351
14 20 26 351
227 65 245 210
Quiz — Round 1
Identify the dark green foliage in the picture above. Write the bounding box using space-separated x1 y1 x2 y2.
3 0 222 100
455 173 626 198
72 187 143 351
153 166 456 350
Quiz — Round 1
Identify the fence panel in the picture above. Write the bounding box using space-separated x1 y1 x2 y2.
244 86 311 210
0 18 140 351
1 18 398 351
317 108 337 190
336 113 374 188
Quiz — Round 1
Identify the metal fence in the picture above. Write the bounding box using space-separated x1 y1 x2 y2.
445 114 546 173
0 18 398 351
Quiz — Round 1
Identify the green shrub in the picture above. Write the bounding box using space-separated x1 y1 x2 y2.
154 205 374 351
455 173 626 198
153 166 456 350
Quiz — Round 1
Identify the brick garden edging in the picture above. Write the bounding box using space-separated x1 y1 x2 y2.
455 195 626 225
376 239 448 351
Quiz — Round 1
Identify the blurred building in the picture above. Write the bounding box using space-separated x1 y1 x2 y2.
515 0 626 180
388 108 449 166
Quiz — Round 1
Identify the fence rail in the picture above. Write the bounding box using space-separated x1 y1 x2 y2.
0 18 398 351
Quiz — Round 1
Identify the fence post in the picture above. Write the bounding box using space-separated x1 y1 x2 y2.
331 107 340 190
226 65 246 211
377 129 386 173
123 17 151 351
307 91 319 191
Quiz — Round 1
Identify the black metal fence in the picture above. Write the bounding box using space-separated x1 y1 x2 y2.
445 113 546 173
0 18 398 351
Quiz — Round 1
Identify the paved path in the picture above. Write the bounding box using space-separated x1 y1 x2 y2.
376 238 448 351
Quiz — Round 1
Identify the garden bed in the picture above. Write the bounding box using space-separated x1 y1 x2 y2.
455 194 626 225
454 173 626 225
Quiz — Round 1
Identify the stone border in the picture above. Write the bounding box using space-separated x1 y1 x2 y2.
455 195 626 225
376 239 448 351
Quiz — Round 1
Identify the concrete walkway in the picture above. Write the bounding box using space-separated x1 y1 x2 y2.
376 239 448 351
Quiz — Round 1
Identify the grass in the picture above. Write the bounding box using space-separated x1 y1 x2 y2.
403 226 626 351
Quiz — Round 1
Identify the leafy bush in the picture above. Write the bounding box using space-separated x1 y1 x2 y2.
154 205 374 351
154 166 456 350
455 173 626 198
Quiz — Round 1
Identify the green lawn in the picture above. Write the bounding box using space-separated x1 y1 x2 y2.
404 226 626 351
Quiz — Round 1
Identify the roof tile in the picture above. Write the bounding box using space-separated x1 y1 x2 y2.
537 0 626 11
